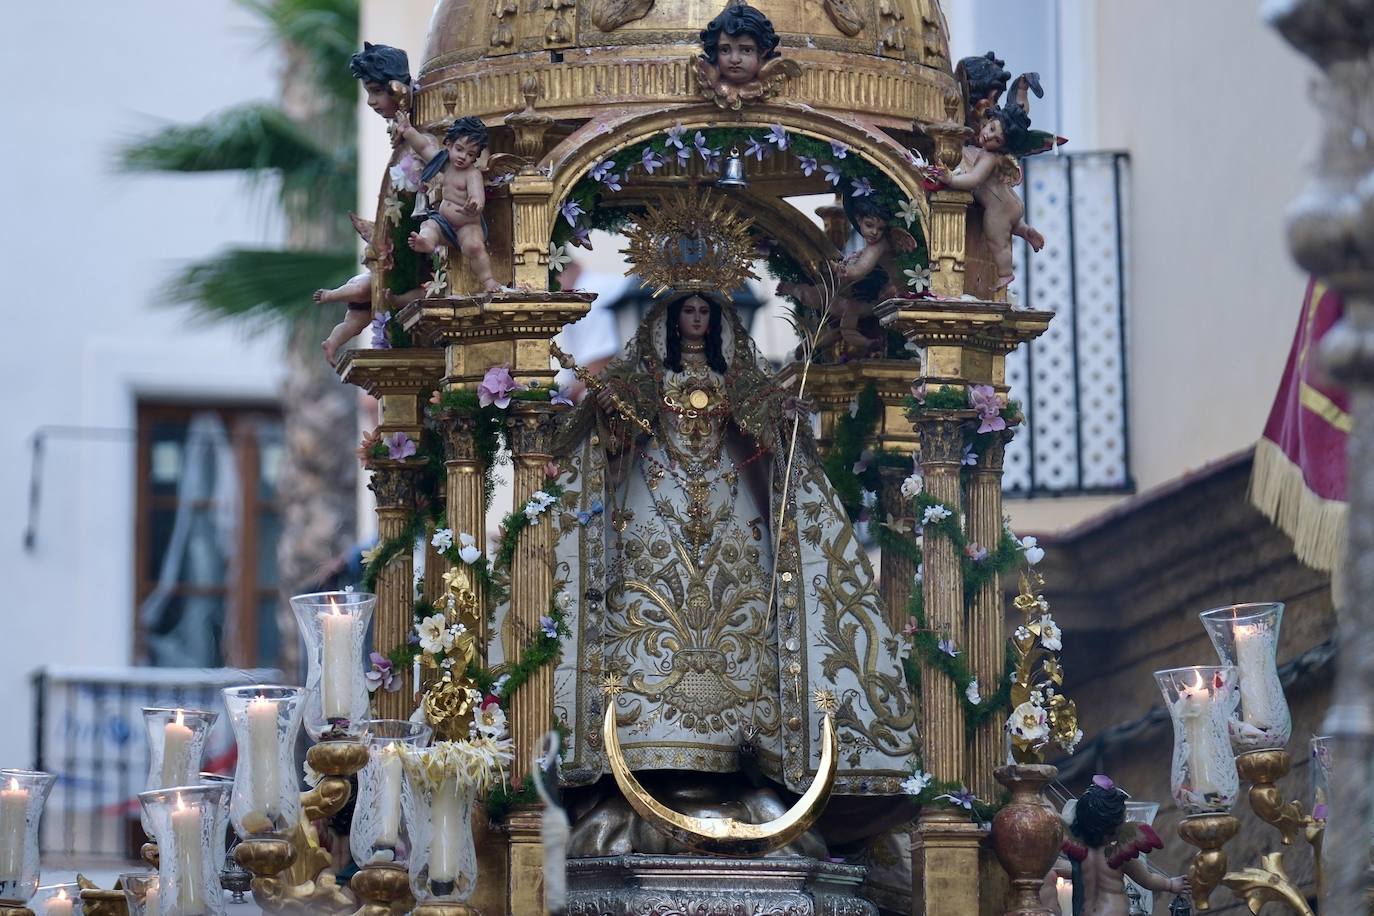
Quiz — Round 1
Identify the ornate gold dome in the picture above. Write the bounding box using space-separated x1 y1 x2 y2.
416 0 956 128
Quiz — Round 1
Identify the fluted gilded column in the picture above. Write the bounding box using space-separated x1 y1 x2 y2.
1267 4 1374 912
966 432 1008 801
368 459 421 721
440 413 487 656
879 466 916 634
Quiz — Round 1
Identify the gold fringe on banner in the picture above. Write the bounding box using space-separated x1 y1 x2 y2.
1250 437 1347 574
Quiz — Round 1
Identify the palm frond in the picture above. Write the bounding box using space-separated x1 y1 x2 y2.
119 102 333 178
237 0 361 107
163 247 359 332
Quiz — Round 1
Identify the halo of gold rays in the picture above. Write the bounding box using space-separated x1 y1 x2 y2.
620 190 760 299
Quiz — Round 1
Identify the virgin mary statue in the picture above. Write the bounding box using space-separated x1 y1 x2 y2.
548 288 919 828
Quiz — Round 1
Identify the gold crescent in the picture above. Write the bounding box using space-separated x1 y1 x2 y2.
601 702 838 856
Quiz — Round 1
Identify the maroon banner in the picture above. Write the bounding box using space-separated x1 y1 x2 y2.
1250 278 1348 572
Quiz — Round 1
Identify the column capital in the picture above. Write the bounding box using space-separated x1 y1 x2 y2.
368 459 424 509
506 401 562 460
915 414 972 467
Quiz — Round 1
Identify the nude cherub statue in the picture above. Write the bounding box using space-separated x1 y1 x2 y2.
930 70 1060 291
1050 776 1188 916
315 213 423 361
393 113 502 292
694 3 799 110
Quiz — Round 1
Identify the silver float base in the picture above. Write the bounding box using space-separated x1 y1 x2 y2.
566 854 877 916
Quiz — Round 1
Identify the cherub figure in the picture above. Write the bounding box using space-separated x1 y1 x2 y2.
778 195 916 357
1052 776 1188 916
393 114 502 292
349 42 411 125
315 214 424 361
954 51 1010 127
930 70 1060 290
695 3 799 110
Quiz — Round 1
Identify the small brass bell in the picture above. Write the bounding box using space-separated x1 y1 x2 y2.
716 147 748 189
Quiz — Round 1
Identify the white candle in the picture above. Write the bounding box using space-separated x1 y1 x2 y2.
321 602 355 721
170 794 208 915
1233 624 1270 726
1178 680 1218 800
376 744 404 848
45 889 73 916
160 710 194 787
429 777 463 886
145 881 160 916
247 698 280 824
0 778 29 887
1054 877 1072 915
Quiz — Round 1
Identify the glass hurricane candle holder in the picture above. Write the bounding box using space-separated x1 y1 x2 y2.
1310 735 1331 826
403 770 480 903
290 591 375 739
140 708 218 839
1199 603 1291 752
1155 666 1240 814
221 686 303 837
31 883 81 916
352 720 433 868
120 872 158 916
1122 800 1161 913
0 769 56 904
138 785 229 916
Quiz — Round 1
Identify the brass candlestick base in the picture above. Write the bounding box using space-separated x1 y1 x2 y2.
351 863 415 916
1236 749 1305 845
77 874 128 916
1177 813 1240 910
413 904 483 916
235 835 298 877
0 905 34 916
1221 852 1314 916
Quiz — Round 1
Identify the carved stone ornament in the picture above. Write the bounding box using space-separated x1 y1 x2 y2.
915 414 969 467
590 0 655 32
367 459 421 508
822 0 865 37
695 55 801 110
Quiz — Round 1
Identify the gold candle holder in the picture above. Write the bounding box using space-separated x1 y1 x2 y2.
350 863 415 916
413 904 483 916
1235 748 1305 845
1177 813 1240 910
0 906 33 916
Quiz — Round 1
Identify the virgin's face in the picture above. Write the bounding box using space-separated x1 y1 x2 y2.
678 297 711 342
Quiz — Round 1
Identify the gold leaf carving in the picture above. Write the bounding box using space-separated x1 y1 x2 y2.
823 0 865 37
590 0 655 32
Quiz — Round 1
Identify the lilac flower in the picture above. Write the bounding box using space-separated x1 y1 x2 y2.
539 615 559 639
969 384 1006 434
560 198 585 226
961 443 978 466
590 160 614 181
365 652 399 693
964 542 989 563
569 224 593 249
1092 774 1116 791
852 448 873 475
937 787 976 810
603 172 623 192
675 145 692 166
821 164 842 186
766 124 789 150
665 123 687 149
798 155 818 176
704 148 723 172
385 431 417 460
389 153 423 192
830 140 850 159
478 365 517 409
693 131 710 155
551 385 574 406
641 148 665 174
745 136 767 161
370 311 392 349
851 177 874 197
938 638 959 657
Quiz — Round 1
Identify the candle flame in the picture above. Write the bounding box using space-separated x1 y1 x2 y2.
1056 878 1070 890
55 891 68 903
175 709 185 727
176 793 186 812
1190 670 1205 691
328 595 343 615
7 778 18 792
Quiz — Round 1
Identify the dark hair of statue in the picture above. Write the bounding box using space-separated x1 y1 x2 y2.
445 116 490 151
1071 783 1127 848
959 51 1009 103
349 42 411 86
700 3 780 65
844 195 893 235
664 296 729 374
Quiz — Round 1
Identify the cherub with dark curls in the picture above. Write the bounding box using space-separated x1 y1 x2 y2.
695 3 798 109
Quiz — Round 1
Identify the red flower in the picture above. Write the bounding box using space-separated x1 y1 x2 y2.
481 694 501 710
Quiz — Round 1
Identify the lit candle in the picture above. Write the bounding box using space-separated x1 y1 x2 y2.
1233 624 1270 726
0 777 30 888
170 794 208 915
376 743 404 848
321 600 355 721
247 697 280 825
1177 674 1219 801
45 889 73 916
429 777 463 889
160 710 194 788
1055 877 1072 915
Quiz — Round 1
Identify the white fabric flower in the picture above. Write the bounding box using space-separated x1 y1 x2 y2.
548 242 572 273
1019 535 1045 566
431 528 454 552
491 673 512 697
555 590 574 612
475 702 508 739
458 531 481 565
965 679 982 705
896 198 921 227
914 563 923 584
1008 701 1049 743
1038 615 1063 652
861 489 879 509
900 770 932 796
900 474 923 499
417 613 448 654
903 266 932 292
922 505 952 526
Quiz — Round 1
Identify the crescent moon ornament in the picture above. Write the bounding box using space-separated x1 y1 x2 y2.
601 701 838 856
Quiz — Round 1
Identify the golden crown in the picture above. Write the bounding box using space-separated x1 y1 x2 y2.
620 190 759 300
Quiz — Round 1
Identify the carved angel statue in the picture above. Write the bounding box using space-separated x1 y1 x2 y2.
695 3 800 109
315 214 425 361
1046 776 1188 916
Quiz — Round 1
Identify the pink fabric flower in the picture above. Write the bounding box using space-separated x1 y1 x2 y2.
478 366 517 409
969 385 1006 434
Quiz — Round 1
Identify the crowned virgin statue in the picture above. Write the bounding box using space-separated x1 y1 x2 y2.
546 199 919 854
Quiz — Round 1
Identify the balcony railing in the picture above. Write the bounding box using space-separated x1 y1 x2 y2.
1004 151 1133 497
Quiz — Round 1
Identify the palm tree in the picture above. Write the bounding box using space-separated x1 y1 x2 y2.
119 0 363 674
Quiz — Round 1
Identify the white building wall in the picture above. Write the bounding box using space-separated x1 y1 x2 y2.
0 1 289 766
